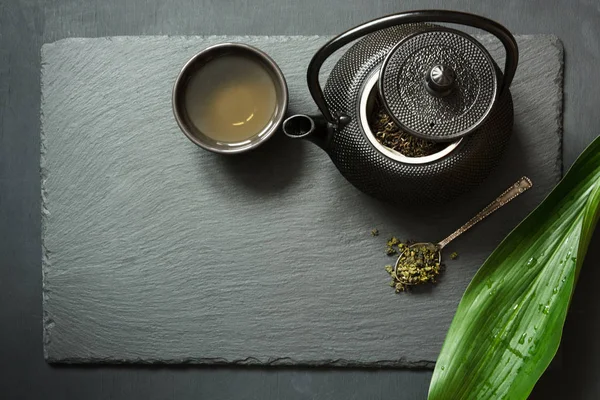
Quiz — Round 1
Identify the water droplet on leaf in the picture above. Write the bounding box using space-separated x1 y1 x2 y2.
543 305 550 314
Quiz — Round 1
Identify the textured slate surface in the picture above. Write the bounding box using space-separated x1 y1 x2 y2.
41 35 563 367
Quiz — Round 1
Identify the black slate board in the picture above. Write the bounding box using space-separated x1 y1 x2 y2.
41 35 563 367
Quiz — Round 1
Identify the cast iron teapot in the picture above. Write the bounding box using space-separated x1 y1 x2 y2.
282 10 519 204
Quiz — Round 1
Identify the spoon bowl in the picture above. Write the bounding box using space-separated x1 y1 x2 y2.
393 242 441 276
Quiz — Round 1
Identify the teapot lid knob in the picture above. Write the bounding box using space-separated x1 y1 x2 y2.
425 64 456 97
379 27 499 142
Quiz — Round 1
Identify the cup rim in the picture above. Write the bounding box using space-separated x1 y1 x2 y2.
172 42 288 154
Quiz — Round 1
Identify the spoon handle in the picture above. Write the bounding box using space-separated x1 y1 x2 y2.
437 176 533 250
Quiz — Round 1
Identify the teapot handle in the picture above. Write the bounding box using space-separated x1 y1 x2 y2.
308 10 519 125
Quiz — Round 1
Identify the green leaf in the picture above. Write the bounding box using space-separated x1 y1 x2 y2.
428 135 600 400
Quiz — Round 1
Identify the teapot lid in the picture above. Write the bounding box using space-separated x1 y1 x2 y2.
379 27 498 141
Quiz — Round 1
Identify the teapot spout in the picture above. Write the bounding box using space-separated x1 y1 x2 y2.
282 114 332 150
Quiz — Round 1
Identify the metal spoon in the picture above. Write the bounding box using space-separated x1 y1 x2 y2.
394 176 533 276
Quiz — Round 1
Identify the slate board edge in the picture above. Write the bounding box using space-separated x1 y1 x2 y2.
44 355 435 369
552 35 565 179
41 43 52 361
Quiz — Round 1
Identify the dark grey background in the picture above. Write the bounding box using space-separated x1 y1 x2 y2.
1 0 599 398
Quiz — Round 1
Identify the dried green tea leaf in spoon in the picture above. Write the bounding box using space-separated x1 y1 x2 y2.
372 234 447 291
387 244 442 292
